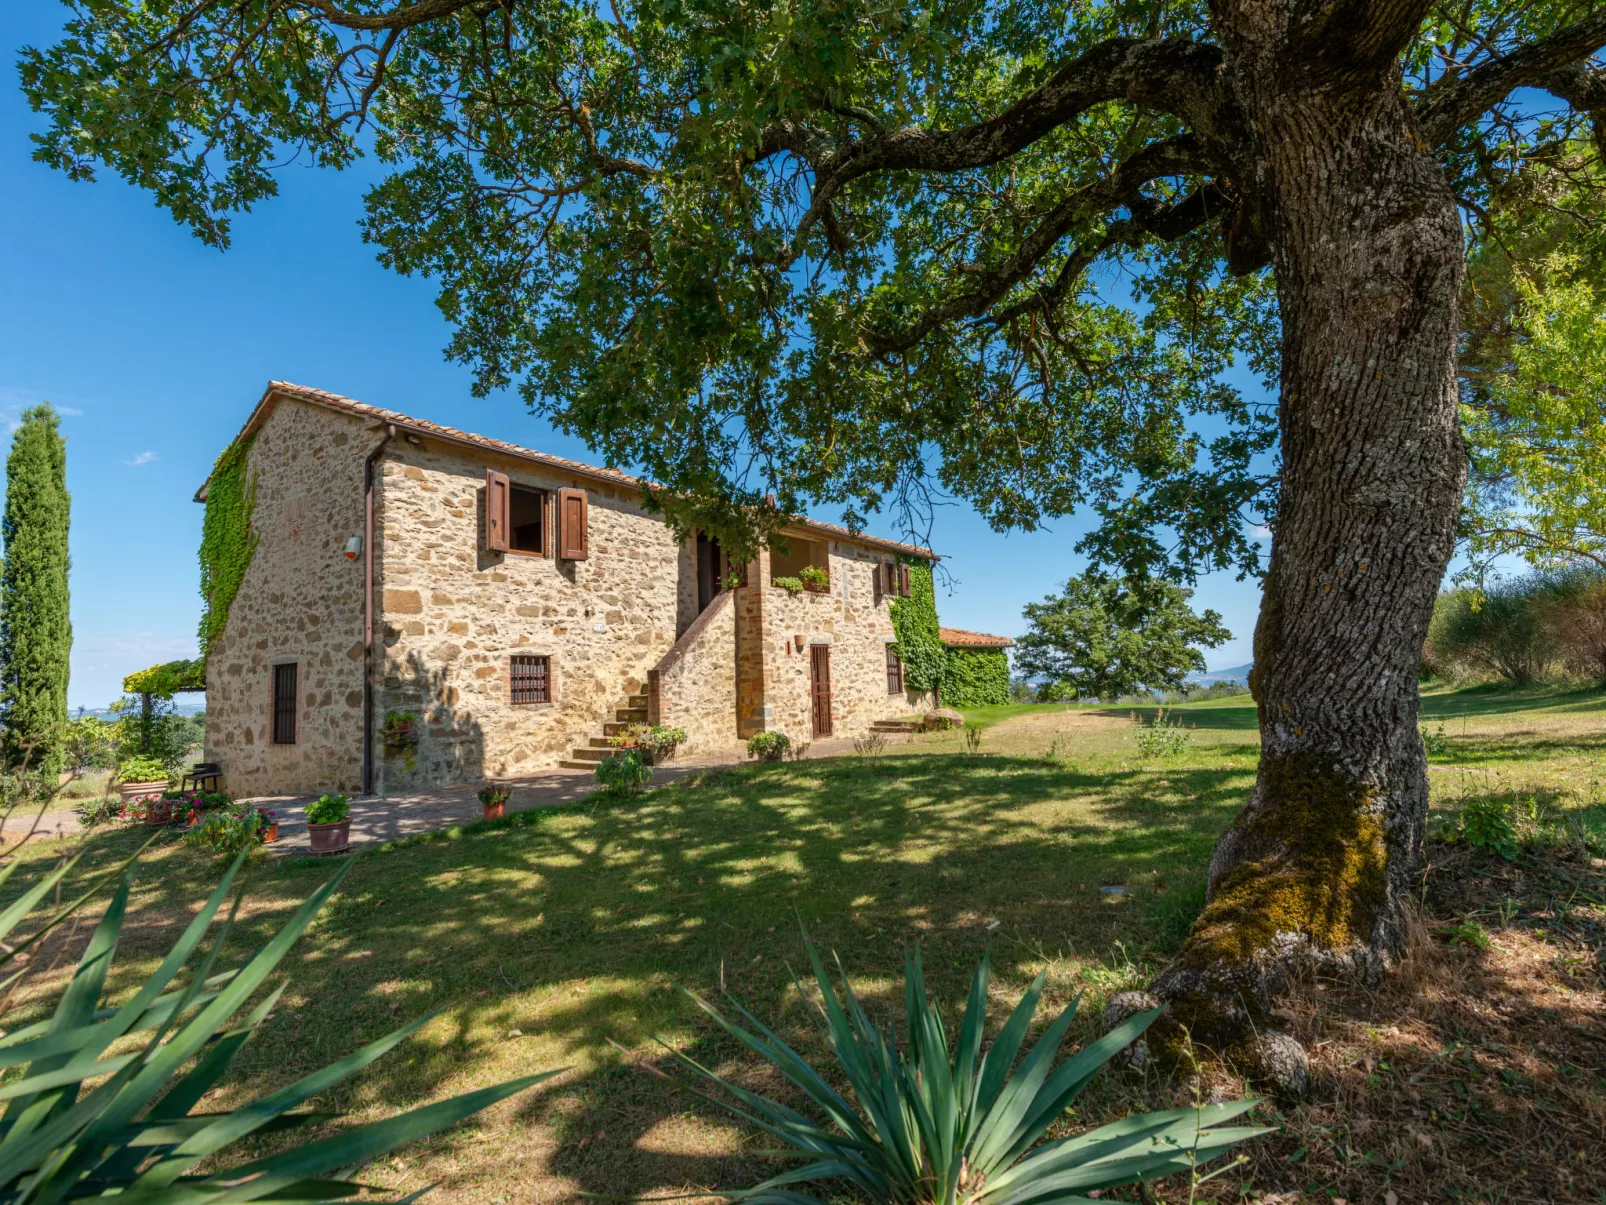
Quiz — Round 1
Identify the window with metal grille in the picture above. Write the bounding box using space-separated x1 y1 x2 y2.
271 663 298 745
510 655 551 704
886 645 904 695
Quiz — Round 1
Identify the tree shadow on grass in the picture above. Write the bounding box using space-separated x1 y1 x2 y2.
4 752 1255 1201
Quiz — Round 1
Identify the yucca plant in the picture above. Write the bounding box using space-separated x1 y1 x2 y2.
665 939 1269 1204
0 844 555 1201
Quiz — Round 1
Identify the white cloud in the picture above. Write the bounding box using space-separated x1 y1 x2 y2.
125 451 158 467
55 406 83 417
1248 524 1273 541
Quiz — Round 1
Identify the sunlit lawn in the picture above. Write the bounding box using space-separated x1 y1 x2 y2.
4 683 1603 1201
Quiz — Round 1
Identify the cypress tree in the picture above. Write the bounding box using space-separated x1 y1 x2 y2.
0 405 72 775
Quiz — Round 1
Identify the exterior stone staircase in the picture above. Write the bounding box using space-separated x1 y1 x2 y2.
869 717 924 735
558 692 650 770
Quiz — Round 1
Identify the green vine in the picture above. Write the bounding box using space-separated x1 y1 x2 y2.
198 433 258 657
943 647 1011 706
123 658 206 698
889 559 946 693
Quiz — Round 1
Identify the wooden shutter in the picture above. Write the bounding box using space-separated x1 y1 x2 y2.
483 469 510 553
898 563 911 597
878 561 894 598
557 487 589 560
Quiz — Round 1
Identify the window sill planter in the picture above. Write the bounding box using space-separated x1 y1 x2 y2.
118 780 168 804
308 819 351 855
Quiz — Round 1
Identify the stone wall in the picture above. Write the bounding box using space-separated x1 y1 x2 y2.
372 437 695 788
204 400 372 796
749 537 918 745
648 589 740 756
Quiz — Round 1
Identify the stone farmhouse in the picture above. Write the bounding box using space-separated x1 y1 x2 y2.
199 382 971 797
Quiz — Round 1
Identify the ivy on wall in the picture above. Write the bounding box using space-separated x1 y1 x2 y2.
889 558 946 693
197 434 258 657
942 647 1011 706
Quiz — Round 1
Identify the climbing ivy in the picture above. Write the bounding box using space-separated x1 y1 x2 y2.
197 434 258 657
889 559 946 693
943 647 1012 706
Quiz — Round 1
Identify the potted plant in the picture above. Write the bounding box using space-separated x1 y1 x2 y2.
798 564 829 593
478 785 510 820
305 793 351 854
116 755 170 804
607 723 687 765
746 731 791 763
254 806 279 843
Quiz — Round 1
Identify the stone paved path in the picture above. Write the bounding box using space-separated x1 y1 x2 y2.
0 733 901 853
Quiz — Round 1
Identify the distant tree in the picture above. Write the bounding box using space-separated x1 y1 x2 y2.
1015 572 1229 701
0 405 71 775
1541 566 1606 683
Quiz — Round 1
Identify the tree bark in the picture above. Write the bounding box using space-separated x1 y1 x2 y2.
1148 14 1467 1057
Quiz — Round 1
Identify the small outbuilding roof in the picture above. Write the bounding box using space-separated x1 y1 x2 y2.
939 626 1015 649
201 381 936 562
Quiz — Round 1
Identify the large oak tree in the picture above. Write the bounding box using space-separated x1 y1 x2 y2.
24 0 1606 1063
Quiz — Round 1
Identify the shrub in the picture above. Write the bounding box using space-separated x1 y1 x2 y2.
185 802 274 857
595 749 652 796
1433 578 1558 684
1133 708 1191 757
773 575 804 595
0 847 548 1199
307 793 350 825
667 936 1266 1204
1421 721 1450 758
964 725 983 756
116 754 170 783
746 731 791 761
1457 795 1522 861
1441 915 1492 950
74 794 123 827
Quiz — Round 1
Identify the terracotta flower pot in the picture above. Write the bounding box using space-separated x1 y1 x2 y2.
482 801 505 820
187 810 201 827
143 804 176 827
308 819 351 854
119 780 167 804
262 821 279 843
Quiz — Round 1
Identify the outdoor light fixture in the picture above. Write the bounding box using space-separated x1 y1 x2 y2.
344 536 362 559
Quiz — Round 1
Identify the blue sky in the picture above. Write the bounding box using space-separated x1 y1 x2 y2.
2 6 1265 710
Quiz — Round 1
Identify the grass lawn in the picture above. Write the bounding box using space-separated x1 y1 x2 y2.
3 685 1603 1203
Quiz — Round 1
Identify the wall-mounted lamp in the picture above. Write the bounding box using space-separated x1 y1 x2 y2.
344 536 362 560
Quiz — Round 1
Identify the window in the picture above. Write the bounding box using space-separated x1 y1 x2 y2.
271 663 298 745
509 485 547 554
510 654 551 704
886 645 904 695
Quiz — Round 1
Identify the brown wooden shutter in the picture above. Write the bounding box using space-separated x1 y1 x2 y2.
879 561 894 598
557 487 589 560
898 563 911 597
483 469 510 553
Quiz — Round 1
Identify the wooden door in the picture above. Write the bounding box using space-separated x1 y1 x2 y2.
809 645 833 738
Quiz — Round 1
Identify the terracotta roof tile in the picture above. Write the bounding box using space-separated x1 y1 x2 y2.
204 381 935 561
939 626 1015 648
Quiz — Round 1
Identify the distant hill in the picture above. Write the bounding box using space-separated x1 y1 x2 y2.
1189 662 1253 686
72 700 206 721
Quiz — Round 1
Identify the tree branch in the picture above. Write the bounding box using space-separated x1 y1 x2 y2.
863 135 1207 355
299 0 490 32
1541 60 1606 160
1419 10 1606 144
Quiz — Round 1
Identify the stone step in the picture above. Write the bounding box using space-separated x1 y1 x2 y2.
616 707 649 722
588 737 621 749
567 747 611 762
626 694 649 709
559 759 598 771
871 720 922 733
602 721 632 736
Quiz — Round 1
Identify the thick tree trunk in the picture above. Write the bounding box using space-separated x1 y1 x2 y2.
1145 24 1467 1068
